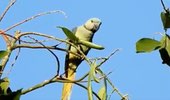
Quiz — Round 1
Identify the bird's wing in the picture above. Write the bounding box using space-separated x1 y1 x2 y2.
64 27 78 75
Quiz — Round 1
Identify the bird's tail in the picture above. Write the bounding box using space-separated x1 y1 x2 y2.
61 66 76 100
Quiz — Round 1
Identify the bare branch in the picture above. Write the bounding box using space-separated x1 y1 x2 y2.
0 31 20 78
98 69 128 100
74 82 101 100
21 77 56 95
161 0 167 12
18 32 66 43
25 36 60 75
1 32 17 39
21 37 55 44
7 38 21 76
96 49 120 68
17 31 84 58
0 0 16 22
4 10 67 32
21 76 101 100
12 44 81 58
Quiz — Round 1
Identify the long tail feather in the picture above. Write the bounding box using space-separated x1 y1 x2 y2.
61 65 76 100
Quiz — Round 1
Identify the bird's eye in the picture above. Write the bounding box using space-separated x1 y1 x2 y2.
91 20 94 23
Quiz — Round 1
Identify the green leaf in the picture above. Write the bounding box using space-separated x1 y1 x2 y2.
79 40 104 50
12 89 22 100
0 89 22 100
161 11 170 31
97 70 107 100
57 26 79 42
159 48 170 66
136 38 161 53
87 62 101 100
0 50 8 60
91 62 100 83
98 86 106 100
159 34 170 66
0 77 10 95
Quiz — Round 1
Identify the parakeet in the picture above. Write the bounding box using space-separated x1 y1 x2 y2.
61 18 102 100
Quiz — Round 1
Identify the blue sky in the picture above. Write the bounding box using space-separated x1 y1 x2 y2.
1 0 170 100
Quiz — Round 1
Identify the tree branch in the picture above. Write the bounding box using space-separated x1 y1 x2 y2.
96 49 120 68
18 32 67 43
25 36 61 75
161 0 167 12
17 31 85 58
0 0 16 22
4 10 67 32
0 31 20 78
98 68 128 100
21 76 101 100
12 44 81 58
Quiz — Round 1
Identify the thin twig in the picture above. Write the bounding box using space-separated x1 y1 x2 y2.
18 32 67 43
26 36 60 76
21 37 56 44
12 44 81 58
21 77 56 94
7 33 21 76
17 31 84 58
98 69 127 100
161 0 168 12
96 49 120 68
84 49 120 70
0 32 17 39
0 0 16 22
58 70 110 83
78 71 112 83
74 82 101 100
0 31 20 78
21 76 101 100
108 89 116 100
4 10 67 32
89 57 107 61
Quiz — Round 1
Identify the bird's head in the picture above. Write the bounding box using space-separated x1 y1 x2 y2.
84 18 102 33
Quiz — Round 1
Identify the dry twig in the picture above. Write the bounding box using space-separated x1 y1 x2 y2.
0 0 16 22
4 10 67 32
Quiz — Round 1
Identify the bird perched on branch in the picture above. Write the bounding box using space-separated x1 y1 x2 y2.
61 18 102 100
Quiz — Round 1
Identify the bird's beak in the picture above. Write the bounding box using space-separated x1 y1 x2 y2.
94 22 102 31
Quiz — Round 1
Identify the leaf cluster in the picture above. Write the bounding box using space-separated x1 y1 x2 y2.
136 1 170 66
0 77 22 100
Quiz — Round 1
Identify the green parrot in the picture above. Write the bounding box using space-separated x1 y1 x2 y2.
61 18 102 100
